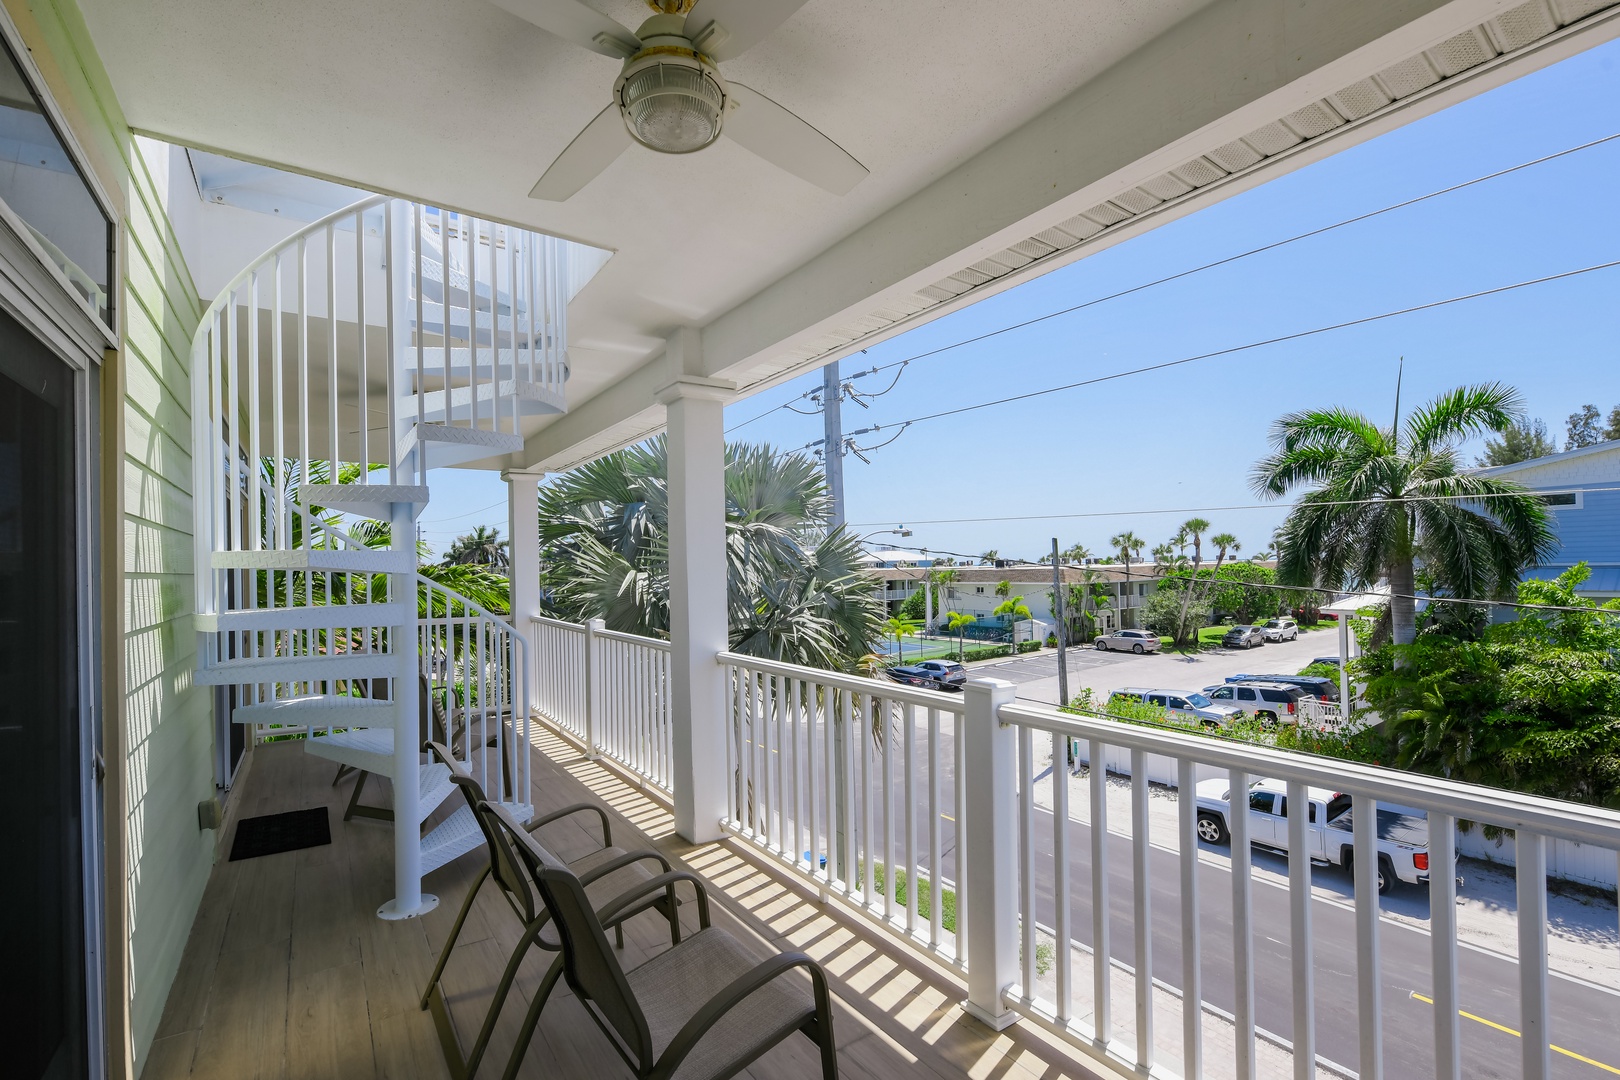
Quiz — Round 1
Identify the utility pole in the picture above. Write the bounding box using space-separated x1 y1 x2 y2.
1051 537 1073 769
823 358 845 529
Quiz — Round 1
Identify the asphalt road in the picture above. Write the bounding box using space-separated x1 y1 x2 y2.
1017 798 1619 1079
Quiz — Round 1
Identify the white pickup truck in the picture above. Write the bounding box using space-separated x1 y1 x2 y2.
1194 777 1433 893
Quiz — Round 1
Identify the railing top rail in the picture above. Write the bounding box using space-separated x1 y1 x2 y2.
418 574 527 653
191 194 391 347
998 694 1620 848
717 650 966 712
595 626 670 651
531 615 588 633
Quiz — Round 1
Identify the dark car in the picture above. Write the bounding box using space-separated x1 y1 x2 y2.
1222 625 1266 649
1223 673 1339 702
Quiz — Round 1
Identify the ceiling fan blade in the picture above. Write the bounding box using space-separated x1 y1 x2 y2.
723 83 867 195
530 104 631 201
684 0 808 61
488 0 639 58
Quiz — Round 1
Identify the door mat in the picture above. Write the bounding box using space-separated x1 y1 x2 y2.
229 807 331 861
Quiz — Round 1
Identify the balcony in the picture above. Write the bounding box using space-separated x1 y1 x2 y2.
146 617 1620 1080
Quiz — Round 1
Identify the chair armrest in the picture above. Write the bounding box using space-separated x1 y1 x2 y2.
651 951 831 1080
596 870 710 930
525 802 612 848
576 849 672 887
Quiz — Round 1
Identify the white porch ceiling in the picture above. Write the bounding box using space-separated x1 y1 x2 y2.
78 0 1620 471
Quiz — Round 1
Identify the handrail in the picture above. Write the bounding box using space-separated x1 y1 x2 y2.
997 698 1620 847
192 194 389 331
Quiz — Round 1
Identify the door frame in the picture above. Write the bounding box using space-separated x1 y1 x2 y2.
0 8 119 1078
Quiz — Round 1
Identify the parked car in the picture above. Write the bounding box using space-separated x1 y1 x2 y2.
1109 687 1242 728
1261 618 1299 642
1094 628 1161 654
887 659 966 691
1200 680 1307 723
1221 673 1339 702
1221 625 1266 649
1310 656 1343 669
1194 777 1435 894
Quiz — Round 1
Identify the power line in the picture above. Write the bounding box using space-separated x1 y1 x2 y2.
723 130 1620 436
841 258 1620 435
848 486 1620 529
418 498 506 525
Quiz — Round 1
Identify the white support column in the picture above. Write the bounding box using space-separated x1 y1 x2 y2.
1338 618 1351 713
962 676 1019 1030
658 375 733 843
379 498 437 921
504 468 543 713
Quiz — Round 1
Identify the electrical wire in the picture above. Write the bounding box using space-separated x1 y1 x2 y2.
847 486 1620 528
722 130 1620 436
418 497 506 524
837 258 1620 436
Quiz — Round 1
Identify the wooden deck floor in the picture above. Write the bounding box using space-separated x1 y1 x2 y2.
142 727 1109 1080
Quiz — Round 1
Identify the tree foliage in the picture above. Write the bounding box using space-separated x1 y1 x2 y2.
537 437 885 672
1476 417 1555 466
1361 563 1620 807
1253 382 1555 647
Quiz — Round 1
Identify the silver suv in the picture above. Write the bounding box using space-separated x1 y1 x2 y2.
1201 680 1307 723
1110 687 1243 728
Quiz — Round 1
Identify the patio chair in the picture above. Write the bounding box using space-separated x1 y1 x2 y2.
483 802 840 1080
420 741 685 1080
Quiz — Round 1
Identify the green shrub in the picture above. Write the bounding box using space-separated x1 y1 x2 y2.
960 644 1013 662
1016 639 1043 654
868 863 957 931
1298 662 1340 680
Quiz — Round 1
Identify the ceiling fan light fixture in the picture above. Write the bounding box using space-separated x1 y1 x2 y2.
617 55 726 154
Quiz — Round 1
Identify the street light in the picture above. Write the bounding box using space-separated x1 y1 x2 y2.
857 526 912 543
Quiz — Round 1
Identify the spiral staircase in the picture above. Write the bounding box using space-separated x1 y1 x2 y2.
189 197 569 918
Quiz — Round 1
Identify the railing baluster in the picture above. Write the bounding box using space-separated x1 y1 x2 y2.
1286 778 1313 1080
1353 793 1381 1080
928 707 942 950
1090 737 1111 1048
953 709 967 966
842 688 857 895
1177 757 1202 1080
1019 723 1034 995
1053 731 1071 1024
1131 749 1152 1070
1430 811 1461 1080
904 695 917 934
354 210 368 477
885 703 899 924
1518 831 1551 1080
1231 767 1255 1079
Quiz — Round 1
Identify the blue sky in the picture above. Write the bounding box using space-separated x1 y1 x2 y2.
421 37 1620 562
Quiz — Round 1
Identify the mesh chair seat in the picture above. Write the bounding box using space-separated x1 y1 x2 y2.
626 927 818 1080
538 845 665 951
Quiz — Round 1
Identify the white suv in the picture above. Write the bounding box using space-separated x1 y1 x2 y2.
1261 618 1299 642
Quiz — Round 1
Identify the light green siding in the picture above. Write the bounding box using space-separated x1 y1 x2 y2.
17 1 211 1071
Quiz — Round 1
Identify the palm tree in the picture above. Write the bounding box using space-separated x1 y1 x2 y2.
993 595 1032 644
1171 525 1190 562
1062 542 1091 564
1253 383 1555 647
1181 518 1211 569
445 524 510 568
1150 543 1175 574
883 614 921 662
979 549 1000 565
994 579 1011 599
944 610 975 660
1109 531 1144 621
537 436 885 670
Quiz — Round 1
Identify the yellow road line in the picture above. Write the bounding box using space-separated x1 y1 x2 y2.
1410 992 1620 1075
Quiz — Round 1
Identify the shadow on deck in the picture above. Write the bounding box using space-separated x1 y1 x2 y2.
141 727 1109 1080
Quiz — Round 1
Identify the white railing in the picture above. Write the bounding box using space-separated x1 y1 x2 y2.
530 616 673 794
419 575 530 806
718 652 969 968
966 689 1620 1080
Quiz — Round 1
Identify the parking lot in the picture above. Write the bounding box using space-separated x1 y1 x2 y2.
958 628 1337 706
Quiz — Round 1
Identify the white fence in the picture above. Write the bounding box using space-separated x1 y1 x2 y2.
718 652 968 969
530 616 673 794
982 688 1620 1080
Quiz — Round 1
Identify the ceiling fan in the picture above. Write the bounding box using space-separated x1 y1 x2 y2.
491 0 869 201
